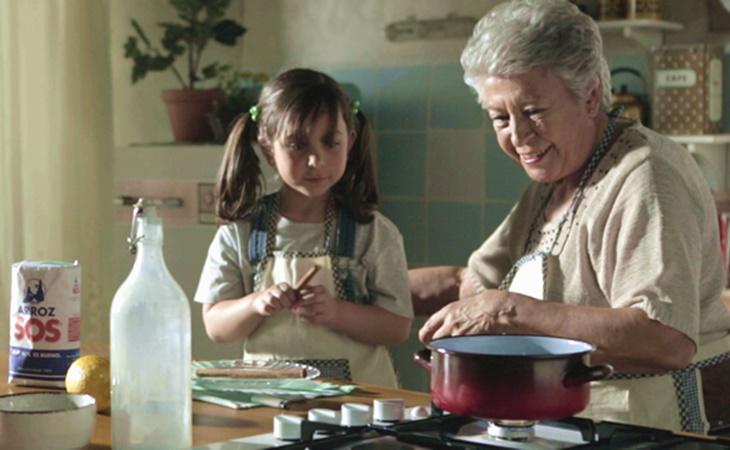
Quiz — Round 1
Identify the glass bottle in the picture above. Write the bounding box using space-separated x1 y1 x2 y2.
110 199 192 449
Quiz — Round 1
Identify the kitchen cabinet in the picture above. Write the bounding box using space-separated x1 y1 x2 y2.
597 19 683 49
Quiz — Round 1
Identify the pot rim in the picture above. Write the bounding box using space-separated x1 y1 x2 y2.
427 334 596 359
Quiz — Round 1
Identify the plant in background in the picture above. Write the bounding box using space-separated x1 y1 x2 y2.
210 69 269 142
123 0 246 89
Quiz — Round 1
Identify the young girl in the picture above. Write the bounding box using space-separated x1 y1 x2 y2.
194 68 413 387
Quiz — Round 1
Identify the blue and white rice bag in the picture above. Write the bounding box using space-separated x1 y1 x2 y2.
8 261 81 387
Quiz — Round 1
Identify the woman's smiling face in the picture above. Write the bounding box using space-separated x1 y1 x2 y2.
477 67 600 185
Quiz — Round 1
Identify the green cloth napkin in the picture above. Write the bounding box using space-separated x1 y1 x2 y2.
191 359 356 409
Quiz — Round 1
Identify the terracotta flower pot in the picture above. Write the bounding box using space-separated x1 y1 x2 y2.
161 88 224 142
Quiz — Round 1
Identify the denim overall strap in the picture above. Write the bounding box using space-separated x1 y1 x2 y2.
611 350 730 432
247 194 277 264
330 207 368 304
335 208 356 258
248 194 278 291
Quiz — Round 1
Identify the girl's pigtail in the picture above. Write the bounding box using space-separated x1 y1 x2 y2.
214 112 263 222
337 109 378 222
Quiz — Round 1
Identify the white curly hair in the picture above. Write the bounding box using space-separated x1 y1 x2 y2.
461 0 611 110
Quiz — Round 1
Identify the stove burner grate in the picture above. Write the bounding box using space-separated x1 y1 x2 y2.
245 407 730 449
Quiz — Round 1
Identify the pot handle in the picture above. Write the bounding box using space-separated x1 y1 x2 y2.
413 348 432 372
563 363 613 388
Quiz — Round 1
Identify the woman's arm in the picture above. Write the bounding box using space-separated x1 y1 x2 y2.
419 289 696 373
409 266 472 315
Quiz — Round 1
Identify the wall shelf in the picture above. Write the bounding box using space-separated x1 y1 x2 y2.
597 19 683 49
669 135 730 192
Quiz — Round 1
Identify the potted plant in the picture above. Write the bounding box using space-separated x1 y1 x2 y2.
123 0 246 142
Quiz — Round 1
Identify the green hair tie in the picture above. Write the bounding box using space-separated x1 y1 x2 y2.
249 105 260 122
351 99 360 115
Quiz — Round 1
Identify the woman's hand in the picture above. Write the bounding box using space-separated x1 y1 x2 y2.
419 290 515 342
252 282 297 316
418 289 696 372
291 285 340 325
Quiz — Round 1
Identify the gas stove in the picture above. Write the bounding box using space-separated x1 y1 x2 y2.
196 401 730 449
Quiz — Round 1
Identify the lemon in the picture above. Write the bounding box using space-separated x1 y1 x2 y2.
65 355 111 413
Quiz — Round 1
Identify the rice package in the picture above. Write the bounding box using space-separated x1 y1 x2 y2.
8 261 81 387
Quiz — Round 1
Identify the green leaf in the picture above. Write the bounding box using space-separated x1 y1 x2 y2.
201 62 220 80
160 23 188 55
123 37 142 59
212 20 246 46
148 56 175 71
159 22 189 40
131 56 150 83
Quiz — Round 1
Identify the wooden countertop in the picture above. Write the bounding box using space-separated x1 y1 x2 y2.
1 346 431 448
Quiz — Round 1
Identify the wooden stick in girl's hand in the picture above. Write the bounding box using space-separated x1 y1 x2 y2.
294 265 320 291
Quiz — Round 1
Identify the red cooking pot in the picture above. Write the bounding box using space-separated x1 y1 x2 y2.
415 334 613 421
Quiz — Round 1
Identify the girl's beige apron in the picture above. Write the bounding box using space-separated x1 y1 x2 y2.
241 195 398 388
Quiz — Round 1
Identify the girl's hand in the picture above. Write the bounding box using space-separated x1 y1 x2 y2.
253 283 297 316
291 285 339 326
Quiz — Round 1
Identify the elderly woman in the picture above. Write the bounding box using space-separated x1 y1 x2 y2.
411 0 730 433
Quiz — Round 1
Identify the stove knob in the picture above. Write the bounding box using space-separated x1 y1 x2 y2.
373 398 405 422
341 403 372 427
406 405 431 420
308 408 341 424
273 414 304 441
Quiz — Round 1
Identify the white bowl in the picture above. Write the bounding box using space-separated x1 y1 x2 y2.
0 391 96 450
